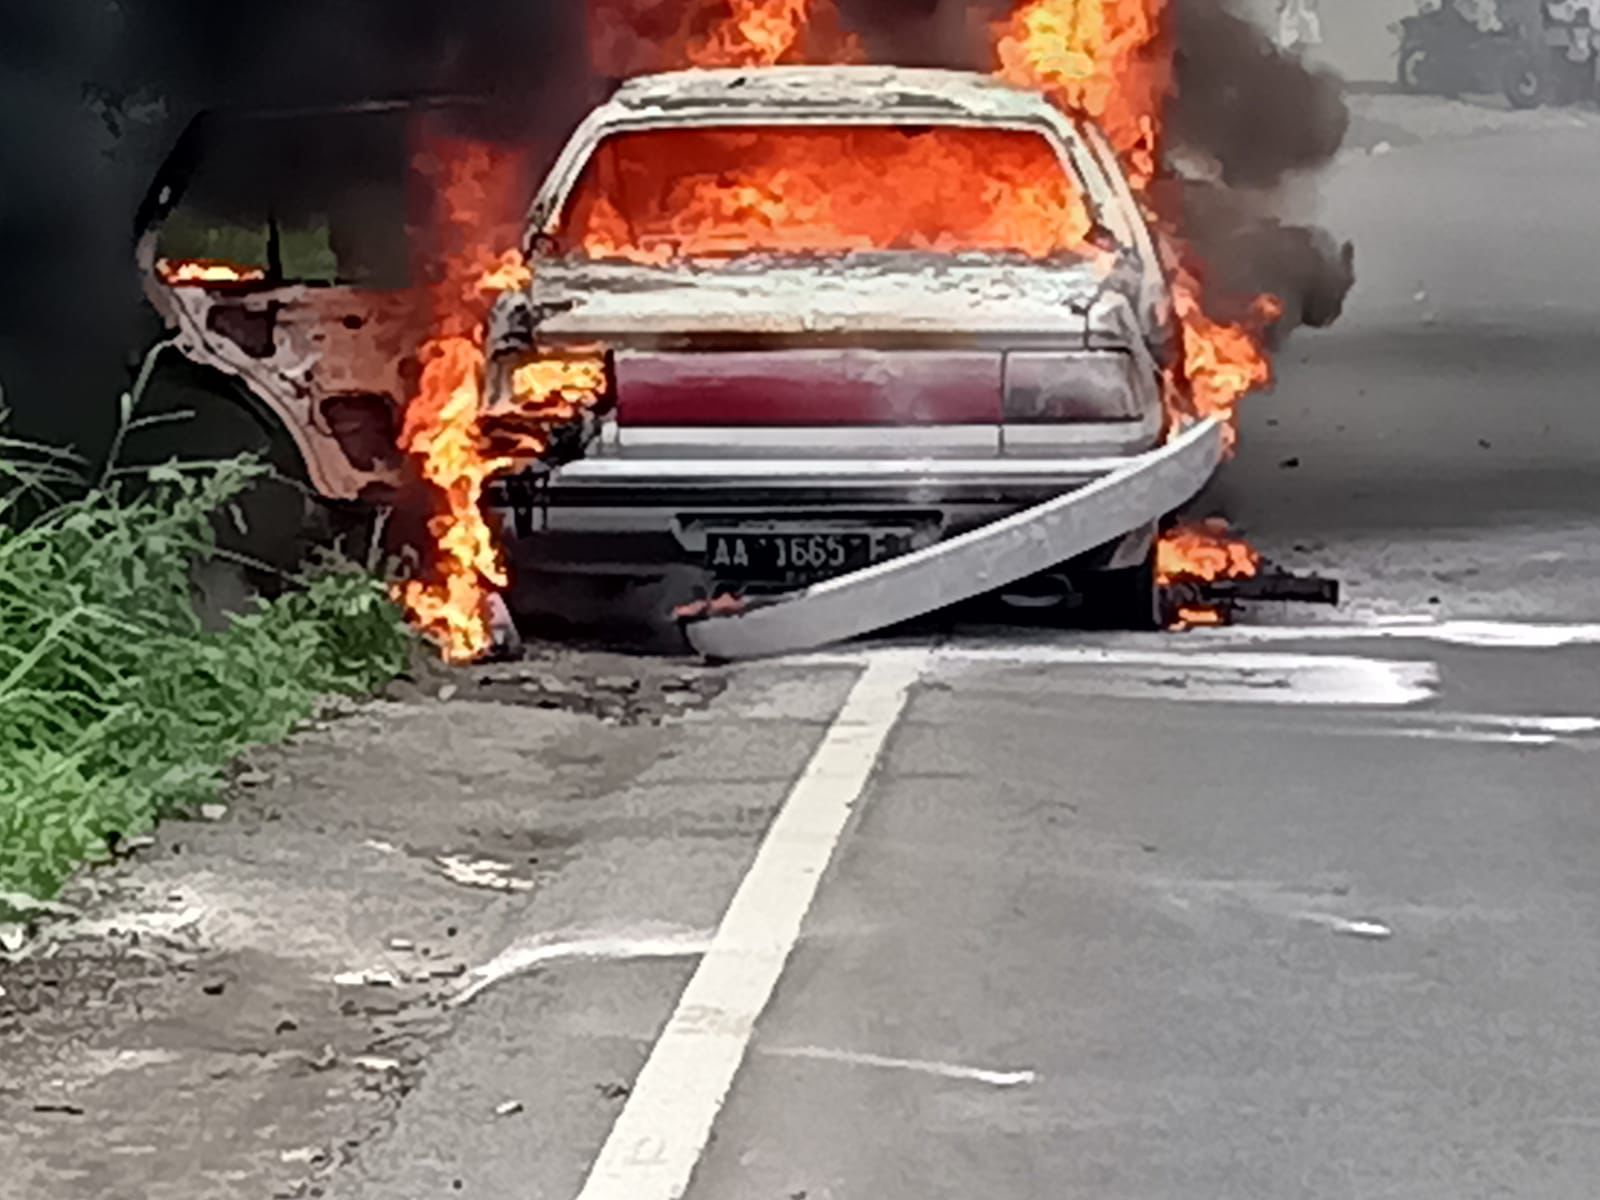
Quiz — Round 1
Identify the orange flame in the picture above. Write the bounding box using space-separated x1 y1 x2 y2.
1171 269 1281 449
687 0 854 66
157 258 265 286
1156 519 1261 584
396 139 533 663
1157 517 1262 629
996 0 1168 191
589 0 861 75
397 136 612 662
479 355 611 460
993 0 1280 447
569 125 1093 264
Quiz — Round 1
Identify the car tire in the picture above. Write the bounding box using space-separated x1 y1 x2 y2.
1502 53 1548 109
115 357 318 592
1398 42 1431 94
1078 551 1163 632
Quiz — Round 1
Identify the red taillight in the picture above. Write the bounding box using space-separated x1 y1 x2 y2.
614 350 1002 426
1002 351 1143 422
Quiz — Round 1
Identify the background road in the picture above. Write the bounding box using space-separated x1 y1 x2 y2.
315 112 1600 1200
675 122 1600 1198
7 104 1596 1200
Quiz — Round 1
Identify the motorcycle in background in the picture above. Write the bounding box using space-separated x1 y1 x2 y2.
1393 0 1552 107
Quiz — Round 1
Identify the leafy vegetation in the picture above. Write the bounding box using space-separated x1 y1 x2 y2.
0 406 412 917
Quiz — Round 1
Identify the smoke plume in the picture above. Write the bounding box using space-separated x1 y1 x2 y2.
0 0 1352 453
836 0 1355 339
0 1 590 451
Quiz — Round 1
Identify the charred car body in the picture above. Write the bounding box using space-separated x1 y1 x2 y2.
128 97 556 576
485 66 1195 629
133 68 1221 632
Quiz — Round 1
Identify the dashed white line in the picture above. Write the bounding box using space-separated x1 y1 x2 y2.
573 650 928 1200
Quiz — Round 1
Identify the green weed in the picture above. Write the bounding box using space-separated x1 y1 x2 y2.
0 410 412 917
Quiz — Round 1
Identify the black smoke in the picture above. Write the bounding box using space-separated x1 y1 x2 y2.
0 1 591 453
2 0 1352 455
1162 0 1355 339
841 0 1356 339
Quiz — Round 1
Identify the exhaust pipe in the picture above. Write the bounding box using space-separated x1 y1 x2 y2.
998 571 1078 611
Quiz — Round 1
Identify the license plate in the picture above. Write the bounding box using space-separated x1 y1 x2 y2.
706 530 878 584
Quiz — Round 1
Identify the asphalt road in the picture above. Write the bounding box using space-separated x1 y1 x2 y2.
317 120 1600 1200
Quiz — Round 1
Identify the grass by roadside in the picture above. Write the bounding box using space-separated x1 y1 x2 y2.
0 418 413 919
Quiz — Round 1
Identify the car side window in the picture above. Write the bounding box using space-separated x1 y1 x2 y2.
152 111 412 289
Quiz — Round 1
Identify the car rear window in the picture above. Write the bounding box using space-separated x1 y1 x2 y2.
559 124 1092 264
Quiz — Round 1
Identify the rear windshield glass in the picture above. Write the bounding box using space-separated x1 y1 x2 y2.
559 125 1092 264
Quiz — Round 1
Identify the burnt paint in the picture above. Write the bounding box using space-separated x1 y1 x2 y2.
321 391 402 471
205 303 280 358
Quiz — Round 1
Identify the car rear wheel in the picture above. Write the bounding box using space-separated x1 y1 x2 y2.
994 549 1162 632
1077 552 1163 632
115 358 321 594
1398 42 1431 93
1502 45 1551 109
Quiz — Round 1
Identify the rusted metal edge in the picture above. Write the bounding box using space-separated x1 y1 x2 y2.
683 417 1225 662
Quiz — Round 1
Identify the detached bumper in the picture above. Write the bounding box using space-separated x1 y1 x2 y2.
681 418 1226 661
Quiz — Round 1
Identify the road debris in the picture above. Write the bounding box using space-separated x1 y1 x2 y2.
1305 913 1394 940
1162 564 1341 627
333 969 402 988
433 854 535 894
198 803 228 822
450 927 714 1008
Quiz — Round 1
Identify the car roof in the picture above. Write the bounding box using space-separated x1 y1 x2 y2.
604 65 1060 124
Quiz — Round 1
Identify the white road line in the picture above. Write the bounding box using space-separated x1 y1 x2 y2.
761 1044 1037 1089
1188 619 1600 650
573 650 928 1200
1284 712 1600 748
787 645 1437 708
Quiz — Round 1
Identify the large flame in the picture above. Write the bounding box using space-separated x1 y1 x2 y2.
993 0 1278 446
995 0 1168 191
569 125 1093 264
589 0 861 74
397 0 1289 658
397 140 537 662
1157 517 1262 629
398 136 612 662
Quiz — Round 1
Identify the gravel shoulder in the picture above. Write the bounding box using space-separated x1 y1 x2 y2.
0 648 849 1200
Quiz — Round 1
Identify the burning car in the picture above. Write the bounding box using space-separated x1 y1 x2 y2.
127 67 1230 649
126 97 557 586
483 65 1210 633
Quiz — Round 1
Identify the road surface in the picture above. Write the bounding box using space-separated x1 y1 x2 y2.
315 119 1600 1198
4 106 1599 1200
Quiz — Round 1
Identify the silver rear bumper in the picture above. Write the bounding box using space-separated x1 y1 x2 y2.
484 431 1191 576
684 418 1226 660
